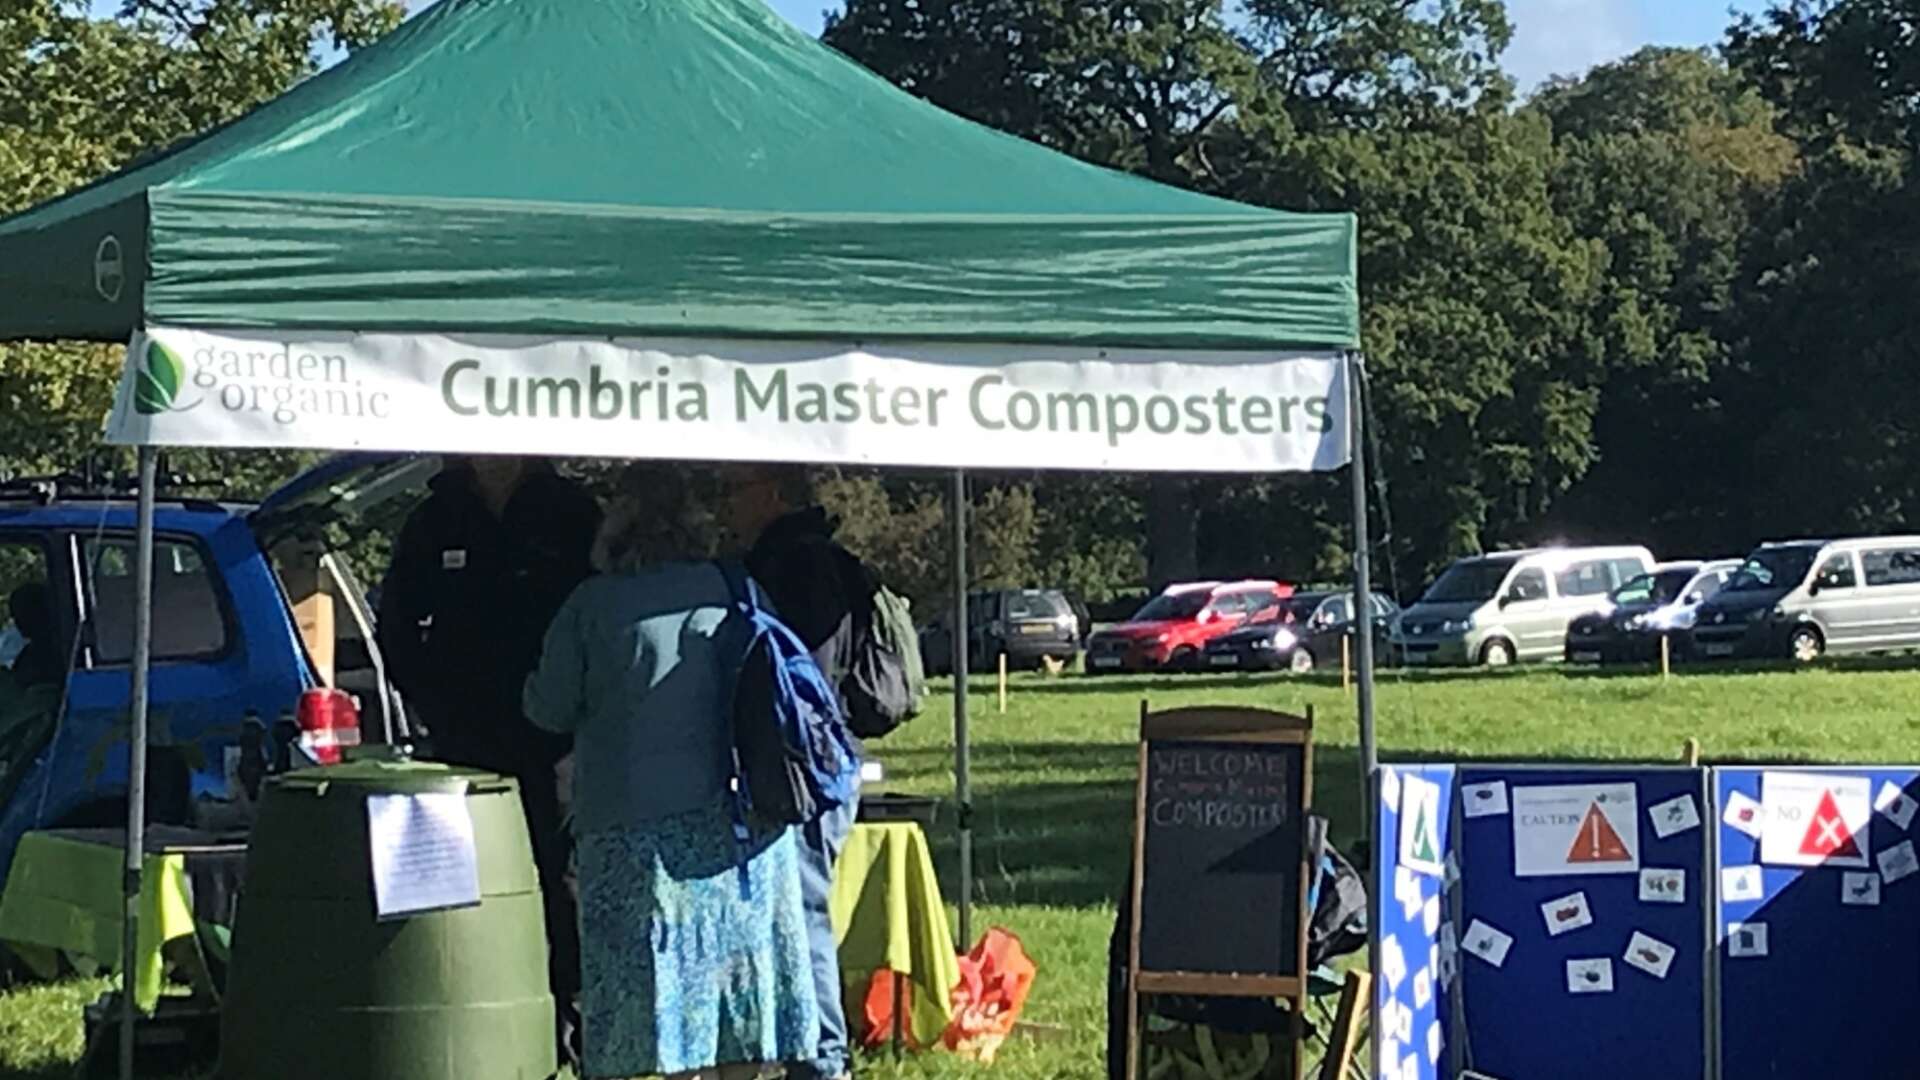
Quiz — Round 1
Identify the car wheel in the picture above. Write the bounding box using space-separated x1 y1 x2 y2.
1289 649 1316 674
1790 625 1825 664
1480 638 1516 668
1171 646 1198 671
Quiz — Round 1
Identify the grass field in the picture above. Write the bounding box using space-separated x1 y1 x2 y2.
7 659 1920 1078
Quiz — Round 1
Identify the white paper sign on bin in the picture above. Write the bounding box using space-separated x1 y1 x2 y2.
367 790 483 919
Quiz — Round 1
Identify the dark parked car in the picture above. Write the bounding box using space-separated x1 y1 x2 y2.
920 588 1082 675
1564 560 1739 664
1202 591 1400 673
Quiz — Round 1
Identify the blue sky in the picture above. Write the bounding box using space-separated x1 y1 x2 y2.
763 0 1772 90
92 0 1773 92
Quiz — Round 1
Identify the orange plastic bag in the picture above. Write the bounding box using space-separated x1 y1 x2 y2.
943 928 1037 1063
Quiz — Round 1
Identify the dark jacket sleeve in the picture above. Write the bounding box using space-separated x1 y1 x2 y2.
375 507 438 704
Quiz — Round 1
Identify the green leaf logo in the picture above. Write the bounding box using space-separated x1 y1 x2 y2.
134 340 186 415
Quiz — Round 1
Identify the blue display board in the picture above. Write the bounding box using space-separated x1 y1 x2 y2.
1374 764 1455 1080
1452 767 1710 1080
1716 766 1920 1079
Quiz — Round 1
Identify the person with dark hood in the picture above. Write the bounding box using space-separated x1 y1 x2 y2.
717 462 864 1080
375 454 601 1068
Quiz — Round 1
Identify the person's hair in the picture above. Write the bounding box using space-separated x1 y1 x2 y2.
593 463 715 572
745 463 815 510
9 583 50 638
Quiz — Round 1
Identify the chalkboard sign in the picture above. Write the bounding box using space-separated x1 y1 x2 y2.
1127 705 1313 997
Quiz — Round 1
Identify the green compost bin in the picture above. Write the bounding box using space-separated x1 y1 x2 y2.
220 760 555 1080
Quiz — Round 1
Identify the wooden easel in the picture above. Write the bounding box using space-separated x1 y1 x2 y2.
1125 704 1315 1080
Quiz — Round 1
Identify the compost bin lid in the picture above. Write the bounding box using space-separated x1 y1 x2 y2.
272 759 515 795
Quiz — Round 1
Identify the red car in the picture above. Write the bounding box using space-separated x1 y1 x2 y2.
1085 581 1293 673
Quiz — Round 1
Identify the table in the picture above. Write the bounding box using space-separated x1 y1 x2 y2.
830 821 960 1049
0 827 247 1011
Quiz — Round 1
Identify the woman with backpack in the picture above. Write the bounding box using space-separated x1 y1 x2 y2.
524 469 818 1080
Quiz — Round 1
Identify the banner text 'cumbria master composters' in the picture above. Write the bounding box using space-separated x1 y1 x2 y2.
108 328 1353 473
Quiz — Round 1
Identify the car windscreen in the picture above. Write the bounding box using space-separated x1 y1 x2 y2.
1421 559 1518 604
1132 590 1211 622
1725 548 1818 593
1612 569 1694 606
1007 591 1069 621
1283 595 1325 622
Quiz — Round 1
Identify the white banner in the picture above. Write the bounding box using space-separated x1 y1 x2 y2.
107 328 1351 473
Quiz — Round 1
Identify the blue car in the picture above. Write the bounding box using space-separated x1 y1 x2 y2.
0 455 427 882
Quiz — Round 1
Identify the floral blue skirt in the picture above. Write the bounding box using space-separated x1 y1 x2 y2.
577 801 819 1079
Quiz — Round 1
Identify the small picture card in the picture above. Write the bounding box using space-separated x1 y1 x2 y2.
1427 1021 1442 1066
1401 878 1426 922
1463 919 1513 968
1727 922 1769 958
1423 895 1442 936
1566 958 1615 995
1879 839 1919 885
1724 790 1765 838
1843 871 1882 906
1383 934 1408 991
1623 932 1677 980
1430 943 1440 982
1541 891 1595 937
1640 867 1687 904
1400 1053 1420 1080
1396 865 1417 905
1650 794 1701 839
1444 851 1461 891
1437 944 1459 988
1876 781 1919 831
1463 781 1510 818
1389 998 1414 1042
1413 967 1433 1009
1722 865 1764 902
1379 1037 1401 1079
1381 767 1402 813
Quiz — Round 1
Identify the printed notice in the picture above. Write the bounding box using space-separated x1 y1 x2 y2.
1541 891 1595 937
1623 932 1677 980
1722 865 1764 903
1640 868 1686 904
367 791 482 920
1400 774 1445 877
1842 871 1882 906
1463 919 1513 968
1877 781 1919 831
1649 794 1701 839
1566 958 1615 995
1462 781 1510 818
1727 922 1769 959
1761 771 1870 869
1513 783 1640 877
1723 790 1764 838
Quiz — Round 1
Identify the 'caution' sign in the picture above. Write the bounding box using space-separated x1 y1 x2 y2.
1512 783 1641 877
1762 771 1871 869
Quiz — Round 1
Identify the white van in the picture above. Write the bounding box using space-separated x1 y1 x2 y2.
1392 546 1657 666
1690 536 1920 662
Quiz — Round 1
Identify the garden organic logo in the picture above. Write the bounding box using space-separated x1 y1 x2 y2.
134 340 199 415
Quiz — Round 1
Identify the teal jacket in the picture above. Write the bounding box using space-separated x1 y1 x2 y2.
523 562 740 833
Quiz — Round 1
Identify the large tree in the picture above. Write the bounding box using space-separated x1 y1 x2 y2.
1527 48 1795 557
0 0 401 489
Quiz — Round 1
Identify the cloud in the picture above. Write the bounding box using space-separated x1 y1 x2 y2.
1502 0 1645 92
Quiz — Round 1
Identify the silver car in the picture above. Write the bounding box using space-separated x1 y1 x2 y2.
1393 546 1657 666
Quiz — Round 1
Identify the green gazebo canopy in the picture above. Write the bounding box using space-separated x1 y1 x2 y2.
0 0 1357 351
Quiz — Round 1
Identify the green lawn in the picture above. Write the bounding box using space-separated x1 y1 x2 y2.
9 659 1920 1078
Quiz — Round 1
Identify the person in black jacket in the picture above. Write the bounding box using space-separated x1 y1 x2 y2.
720 462 863 1080
376 455 600 1069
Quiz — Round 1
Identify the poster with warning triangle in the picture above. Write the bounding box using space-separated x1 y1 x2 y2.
1399 774 1446 877
1760 771 1871 869
1512 783 1641 877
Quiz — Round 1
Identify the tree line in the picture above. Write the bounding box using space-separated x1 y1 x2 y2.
3 0 1915 611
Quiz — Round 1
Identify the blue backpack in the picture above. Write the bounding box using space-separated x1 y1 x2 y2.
717 561 860 826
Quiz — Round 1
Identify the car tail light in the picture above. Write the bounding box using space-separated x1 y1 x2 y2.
296 688 361 765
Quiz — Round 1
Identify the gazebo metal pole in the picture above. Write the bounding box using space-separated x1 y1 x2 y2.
951 468 972 950
120 446 158 1080
1350 353 1377 817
